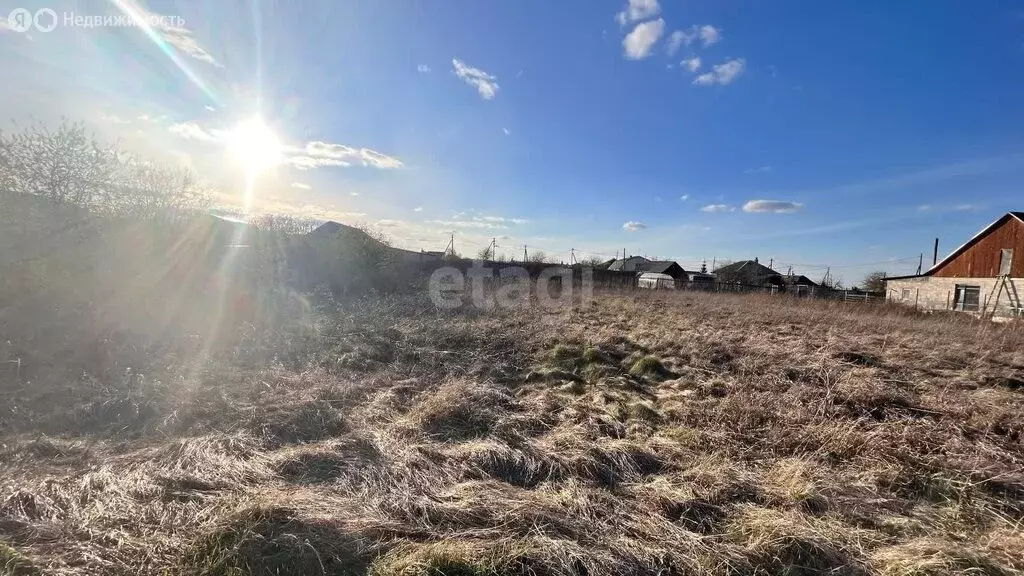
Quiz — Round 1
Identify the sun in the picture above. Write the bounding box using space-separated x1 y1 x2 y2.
225 117 282 176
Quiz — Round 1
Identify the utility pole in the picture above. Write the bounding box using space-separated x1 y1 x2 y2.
711 257 716 271
916 253 923 275
523 244 528 262
933 238 939 266
769 258 774 270
444 232 455 257
570 248 577 265
490 237 498 260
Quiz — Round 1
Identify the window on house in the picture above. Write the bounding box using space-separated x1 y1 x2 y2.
953 284 981 312
901 288 910 299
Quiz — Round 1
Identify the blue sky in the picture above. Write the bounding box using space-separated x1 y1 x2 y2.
3 0 1024 283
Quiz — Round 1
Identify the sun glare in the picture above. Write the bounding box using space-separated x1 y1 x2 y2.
226 117 282 177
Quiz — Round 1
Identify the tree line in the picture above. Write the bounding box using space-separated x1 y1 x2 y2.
0 118 211 217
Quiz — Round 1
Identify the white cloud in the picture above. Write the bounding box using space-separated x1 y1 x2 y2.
699 25 721 47
694 58 746 86
118 0 222 67
667 25 719 52
700 204 734 213
349 192 360 196
679 194 689 201
623 18 665 60
290 182 311 190
417 64 431 73
616 0 660 26
681 57 701 72
918 203 983 213
479 216 529 225
99 113 131 124
622 221 647 231
298 141 404 169
377 219 405 228
168 123 403 170
413 206 423 212
428 213 528 230
452 59 499 100
742 200 803 213
168 121 220 142
286 156 350 170
744 165 772 174
429 219 508 230
666 30 687 56
204 105 216 112
503 127 511 136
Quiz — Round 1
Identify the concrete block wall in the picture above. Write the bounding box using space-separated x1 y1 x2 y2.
886 276 1024 318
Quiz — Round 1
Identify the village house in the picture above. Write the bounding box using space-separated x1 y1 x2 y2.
885 211 1023 318
606 256 653 273
782 274 820 297
636 260 687 280
713 259 785 289
607 257 688 279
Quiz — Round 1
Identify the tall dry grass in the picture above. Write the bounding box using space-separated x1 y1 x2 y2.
2 283 1023 575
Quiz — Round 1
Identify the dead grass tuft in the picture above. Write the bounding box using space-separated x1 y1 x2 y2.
457 441 561 488
180 503 370 576
871 536 1022 576
727 505 872 575
370 541 497 576
409 380 517 441
273 437 381 484
248 400 350 446
0 542 40 576
629 355 669 379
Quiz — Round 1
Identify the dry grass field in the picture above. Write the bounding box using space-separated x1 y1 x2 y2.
2 290 1024 576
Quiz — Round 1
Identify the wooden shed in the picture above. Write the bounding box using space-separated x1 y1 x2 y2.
885 212 1023 318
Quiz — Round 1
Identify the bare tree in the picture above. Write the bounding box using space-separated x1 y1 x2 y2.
0 118 211 217
861 271 887 293
527 250 548 263
250 214 322 234
107 157 210 217
0 119 118 206
821 276 845 290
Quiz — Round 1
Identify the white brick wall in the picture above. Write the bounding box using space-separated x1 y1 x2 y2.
886 276 1024 318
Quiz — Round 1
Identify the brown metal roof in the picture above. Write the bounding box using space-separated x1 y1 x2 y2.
924 211 1024 275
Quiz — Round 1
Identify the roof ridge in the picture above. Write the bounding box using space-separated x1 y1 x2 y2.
926 211 1022 275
